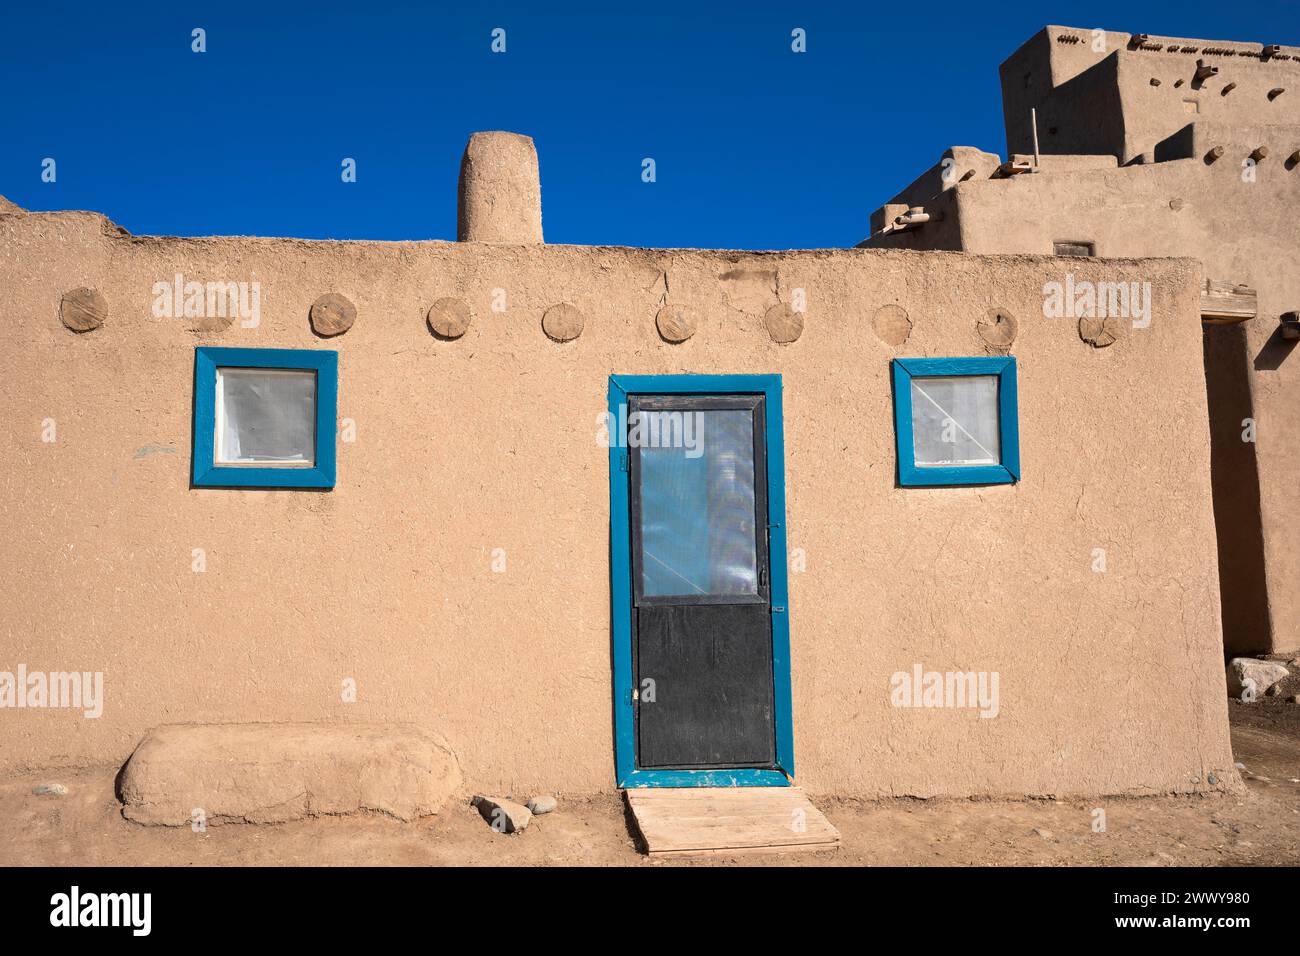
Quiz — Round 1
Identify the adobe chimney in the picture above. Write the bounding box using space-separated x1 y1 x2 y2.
457 131 544 243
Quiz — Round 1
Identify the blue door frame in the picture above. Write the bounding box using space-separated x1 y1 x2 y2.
608 374 795 788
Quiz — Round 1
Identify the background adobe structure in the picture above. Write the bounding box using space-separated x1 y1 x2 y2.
865 26 1300 656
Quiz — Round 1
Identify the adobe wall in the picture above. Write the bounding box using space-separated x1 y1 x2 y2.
868 147 1000 241
1002 37 1127 161
938 151 1300 654
0 208 1234 798
1002 26 1300 163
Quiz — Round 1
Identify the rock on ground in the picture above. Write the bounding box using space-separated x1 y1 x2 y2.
472 795 532 833
527 795 557 815
119 722 460 826
1226 658 1290 698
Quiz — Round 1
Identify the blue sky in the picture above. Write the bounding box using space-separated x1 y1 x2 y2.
3 1 1297 249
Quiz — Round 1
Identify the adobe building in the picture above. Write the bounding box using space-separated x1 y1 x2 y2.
864 26 1300 657
0 98 1242 821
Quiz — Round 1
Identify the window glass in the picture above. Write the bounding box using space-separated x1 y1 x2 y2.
910 375 1001 467
216 367 317 465
639 409 757 598
1053 240 1095 257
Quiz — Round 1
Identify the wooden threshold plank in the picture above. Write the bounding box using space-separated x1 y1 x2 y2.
625 786 840 857
651 841 840 860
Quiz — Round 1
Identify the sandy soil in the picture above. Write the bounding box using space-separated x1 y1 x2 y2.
3 700 1298 867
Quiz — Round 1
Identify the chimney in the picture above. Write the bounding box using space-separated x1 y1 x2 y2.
457 131 544 243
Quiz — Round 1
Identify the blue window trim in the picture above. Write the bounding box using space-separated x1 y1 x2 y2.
192 347 338 489
891 356 1020 487
607 374 794 789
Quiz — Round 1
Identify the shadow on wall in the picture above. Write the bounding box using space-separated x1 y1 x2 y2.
1253 325 1298 372
1204 325 1271 655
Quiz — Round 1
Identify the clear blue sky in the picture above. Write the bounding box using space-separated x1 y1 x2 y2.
4 1 1297 249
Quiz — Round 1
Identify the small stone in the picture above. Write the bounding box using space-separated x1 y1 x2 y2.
1032 827 1054 840
542 303 584 342
1235 762 1246 770
426 297 473 340
472 794 532 834
1207 773 1219 786
655 305 699 343
60 288 108 332
33 783 67 796
309 293 357 336
764 303 804 344
526 794 557 815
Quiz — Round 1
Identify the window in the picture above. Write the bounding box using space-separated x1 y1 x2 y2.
1053 240 1095 257
633 403 763 601
216 368 317 465
891 357 1019 486
910 375 1001 466
193 347 337 488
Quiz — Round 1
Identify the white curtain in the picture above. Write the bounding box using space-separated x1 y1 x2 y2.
218 369 316 464
910 375 1001 466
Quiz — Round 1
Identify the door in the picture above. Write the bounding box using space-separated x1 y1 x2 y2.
628 394 777 770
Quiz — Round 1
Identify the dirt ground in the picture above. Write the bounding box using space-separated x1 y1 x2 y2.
3 700 1298 867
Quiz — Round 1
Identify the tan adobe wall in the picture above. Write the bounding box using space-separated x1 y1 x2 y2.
869 147 1002 239
1003 39 1127 161
0 209 1233 797
1002 26 1300 163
